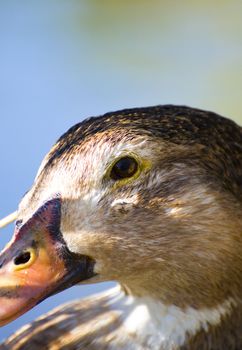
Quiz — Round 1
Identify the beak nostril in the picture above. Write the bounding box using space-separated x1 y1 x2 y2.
14 251 31 266
13 248 36 271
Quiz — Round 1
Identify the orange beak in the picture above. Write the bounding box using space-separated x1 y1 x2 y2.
0 198 95 326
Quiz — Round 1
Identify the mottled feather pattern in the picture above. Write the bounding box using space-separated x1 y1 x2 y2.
1 105 242 349
43 105 242 199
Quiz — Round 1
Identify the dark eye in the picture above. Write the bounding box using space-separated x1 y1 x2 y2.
110 156 138 180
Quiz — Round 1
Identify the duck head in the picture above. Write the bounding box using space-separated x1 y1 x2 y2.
1 105 242 326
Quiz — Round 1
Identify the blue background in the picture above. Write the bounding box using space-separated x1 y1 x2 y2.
1 0 242 342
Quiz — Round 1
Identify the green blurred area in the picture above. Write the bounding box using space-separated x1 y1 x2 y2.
64 0 242 123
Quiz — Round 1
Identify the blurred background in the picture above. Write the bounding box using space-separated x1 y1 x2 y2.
0 0 242 341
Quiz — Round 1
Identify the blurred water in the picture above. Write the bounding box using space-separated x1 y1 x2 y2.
0 0 242 342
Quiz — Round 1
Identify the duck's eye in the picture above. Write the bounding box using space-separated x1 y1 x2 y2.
110 156 138 180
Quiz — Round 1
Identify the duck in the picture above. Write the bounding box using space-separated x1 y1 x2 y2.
0 105 242 350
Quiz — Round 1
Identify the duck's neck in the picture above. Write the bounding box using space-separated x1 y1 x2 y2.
108 286 241 350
